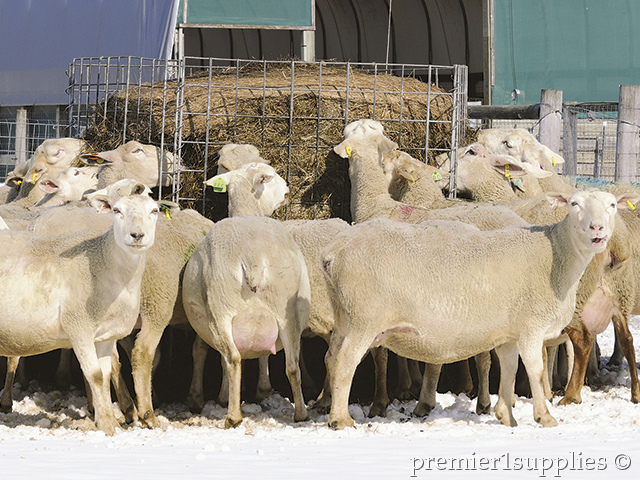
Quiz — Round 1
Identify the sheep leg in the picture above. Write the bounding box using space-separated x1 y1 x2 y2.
608 328 624 367
1 356 20 413
55 349 72 388
368 346 390 417
475 351 492 415
394 356 412 399
130 324 166 428
611 314 640 403
313 342 337 411
222 350 243 429
279 328 309 423
187 335 209 412
493 342 519 427
520 341 558 427
413 362 442 417
327 328 370 429
558 326 594 405
110 345 137 424
73 339 120 435
255 356 273 401
542 345 554 400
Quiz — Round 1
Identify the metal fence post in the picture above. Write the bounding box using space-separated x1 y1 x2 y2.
615 85 640 183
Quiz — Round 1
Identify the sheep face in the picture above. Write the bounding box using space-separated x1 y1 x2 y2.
549 190 620 254
109 195 159 254
478 128 565 171
81 141 175 188
36 166 99 206
26 138 85 184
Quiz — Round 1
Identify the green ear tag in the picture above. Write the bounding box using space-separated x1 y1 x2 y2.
431 171 443 182
210 177 227 193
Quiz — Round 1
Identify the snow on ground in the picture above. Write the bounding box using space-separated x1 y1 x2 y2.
1 318 640 479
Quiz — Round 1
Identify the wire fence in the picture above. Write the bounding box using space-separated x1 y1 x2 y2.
66 56 468 220
490 102 620 181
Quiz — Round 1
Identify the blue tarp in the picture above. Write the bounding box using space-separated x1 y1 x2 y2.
0 0 179 106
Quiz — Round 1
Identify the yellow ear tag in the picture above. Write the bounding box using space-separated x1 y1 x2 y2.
627 200 636 210
14 179 22 191
345 146 352 158
210 177 227 193
159 204 172 220
504 164 511 178
431 171 443 182
31 172 38 184
408 174 416 185
552 156 556 167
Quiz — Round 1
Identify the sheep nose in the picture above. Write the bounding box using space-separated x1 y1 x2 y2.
130 232 145 242
590 223 604 233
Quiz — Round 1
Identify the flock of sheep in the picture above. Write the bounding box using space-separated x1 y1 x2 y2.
0 120 638 435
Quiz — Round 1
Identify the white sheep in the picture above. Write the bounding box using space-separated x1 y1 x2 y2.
182 215 311 428
216 143 267 174
0 191 160 434
34 165 100 207
205 161 289 217
334 123 531 416
187 163 303 413
477 128 572 196
79 140 176 189
321 189 625 430
8 138 86 207
453 144 640 405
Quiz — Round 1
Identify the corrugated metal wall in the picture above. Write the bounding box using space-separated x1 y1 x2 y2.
182 0 485 99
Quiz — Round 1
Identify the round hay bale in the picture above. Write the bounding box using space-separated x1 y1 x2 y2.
83 62 463 221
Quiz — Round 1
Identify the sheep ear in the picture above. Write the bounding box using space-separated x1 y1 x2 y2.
89 194 113 214
254 172 274 186
616 193 640 211
333 140 351 158
205 173 228 193
132 183 149 195
487 156 528 179
545 192 570 209
377 135 398 154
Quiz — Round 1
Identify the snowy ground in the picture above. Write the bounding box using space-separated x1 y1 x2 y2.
1 318 639 479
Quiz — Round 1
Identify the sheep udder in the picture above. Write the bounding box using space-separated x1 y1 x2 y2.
232 309 279 357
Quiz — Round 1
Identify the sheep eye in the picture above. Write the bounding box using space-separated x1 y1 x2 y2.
152 208 159 214
132 148 144 154
467 147 476 156
74 170 81 176
503 141 511 148
113 207 121 215
571 201 578 207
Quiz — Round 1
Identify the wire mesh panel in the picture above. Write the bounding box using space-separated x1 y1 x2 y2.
68 56 468 221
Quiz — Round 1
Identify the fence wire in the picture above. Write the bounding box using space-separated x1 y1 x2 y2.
67 56 467 220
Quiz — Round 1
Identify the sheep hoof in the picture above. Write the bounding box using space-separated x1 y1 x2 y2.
294 409 309 423
139 410 158 429
224 416 242 429
630 394 640 404
187 397 205 414
412 402 433 418
558 395 581 406
328 416 354 430
368 401 388 418
475 402 491 415
536 414 558 427
0 403 13 414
